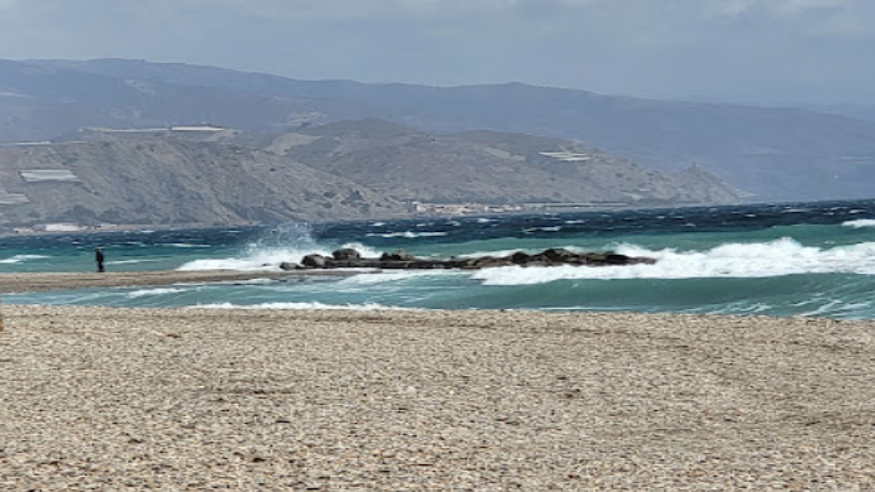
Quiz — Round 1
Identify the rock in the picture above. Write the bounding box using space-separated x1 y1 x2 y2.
301 254 327 268
380 248 416 261
290 248 656 271
510 251 531 264
540 248 577 262
605 254 632 265
332 248 361 261
470 257 514 268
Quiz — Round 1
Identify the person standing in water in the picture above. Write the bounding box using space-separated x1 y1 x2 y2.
95 247 105 273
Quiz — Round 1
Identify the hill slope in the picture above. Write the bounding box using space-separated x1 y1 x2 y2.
0 119 741 231
0 136 405 231
25 58 875 203
266 119 740 206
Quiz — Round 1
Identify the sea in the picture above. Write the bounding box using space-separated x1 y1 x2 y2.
2 198 875 320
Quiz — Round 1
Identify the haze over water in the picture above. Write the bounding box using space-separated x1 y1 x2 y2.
3 199 875 320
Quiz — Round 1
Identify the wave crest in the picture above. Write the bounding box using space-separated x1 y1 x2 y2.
176 242 382 272
472 238 875 285
843 219 875 229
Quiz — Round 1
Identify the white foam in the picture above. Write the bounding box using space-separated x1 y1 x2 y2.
193 302 408 311
176 242 382 272
799 300 873 318
108 259 162 265
339 270 462 285
843 219 875 229
366 231 447 238
0 254 50 264
456 249 524 259
220 278 277 285
127 287 190 298
471 238 875 285
457 245 599 260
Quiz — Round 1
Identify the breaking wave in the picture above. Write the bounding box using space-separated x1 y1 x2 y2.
366 231 448 238
472 238 875 285
843 219 875 228
176 242 382 272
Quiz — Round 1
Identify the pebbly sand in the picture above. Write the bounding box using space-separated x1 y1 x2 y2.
1 274 875 490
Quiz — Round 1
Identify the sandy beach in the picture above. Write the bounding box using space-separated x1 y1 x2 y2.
1 299 874 491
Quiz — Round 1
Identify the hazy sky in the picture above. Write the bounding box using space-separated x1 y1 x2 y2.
0 0 872 104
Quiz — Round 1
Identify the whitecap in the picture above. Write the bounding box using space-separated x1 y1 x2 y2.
108 259 163 265
176 241 382 272
0 254 51 264
843 219 875 229
339 270 462 285
471 238 875 285
127 287 190 298
366 231 447 239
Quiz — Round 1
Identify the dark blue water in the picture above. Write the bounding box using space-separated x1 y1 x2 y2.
3 199 875 319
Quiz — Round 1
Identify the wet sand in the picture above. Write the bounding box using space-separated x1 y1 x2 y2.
1 302 874 490
0 269 352 294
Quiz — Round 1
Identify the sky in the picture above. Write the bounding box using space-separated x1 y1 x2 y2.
0 0 873 104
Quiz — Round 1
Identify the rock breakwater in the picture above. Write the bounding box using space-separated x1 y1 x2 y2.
281 247 657 271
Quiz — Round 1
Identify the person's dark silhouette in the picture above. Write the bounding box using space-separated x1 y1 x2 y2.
95 247 105 273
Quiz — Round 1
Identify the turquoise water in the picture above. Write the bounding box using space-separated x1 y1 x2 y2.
3 199 875 319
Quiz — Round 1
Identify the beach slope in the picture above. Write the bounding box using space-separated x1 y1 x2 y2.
0 270 347 294
1 305 874 490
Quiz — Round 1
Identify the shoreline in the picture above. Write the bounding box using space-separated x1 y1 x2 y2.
0 269 357 294
1 304 874 489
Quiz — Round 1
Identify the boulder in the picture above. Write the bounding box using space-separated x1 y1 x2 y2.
301 254 327 268
380 248 416 261
510 251 531 264
332 248 361 261
541 248 577 262
290 247 657 270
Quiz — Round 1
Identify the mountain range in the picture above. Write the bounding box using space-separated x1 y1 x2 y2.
0 118 738 231
1 57 874 229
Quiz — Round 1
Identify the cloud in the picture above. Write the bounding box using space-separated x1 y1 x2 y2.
184 0 608 21
704 0 873 38
0 0 873 103
708 0 856 16
770 0 856 16
706 0 864 22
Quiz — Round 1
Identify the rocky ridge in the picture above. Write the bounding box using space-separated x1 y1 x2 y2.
9 57 875 202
